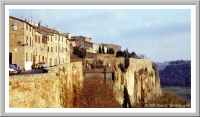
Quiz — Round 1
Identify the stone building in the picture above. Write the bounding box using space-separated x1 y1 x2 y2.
36 26 70 66
9 16 45 70
102 44 121 54
9 16 70 70
70 36 99 53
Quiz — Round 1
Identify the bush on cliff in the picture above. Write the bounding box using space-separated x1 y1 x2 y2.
76 75 121 108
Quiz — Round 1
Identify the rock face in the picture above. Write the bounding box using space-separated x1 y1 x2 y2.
96 56 163 106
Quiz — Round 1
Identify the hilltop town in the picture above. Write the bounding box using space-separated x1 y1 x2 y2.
9 16 121 70
9 16 189 108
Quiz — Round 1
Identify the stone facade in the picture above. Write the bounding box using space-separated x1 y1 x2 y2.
70 36 98 53
9 62 83 108
9 16 70 70
9 16 45 70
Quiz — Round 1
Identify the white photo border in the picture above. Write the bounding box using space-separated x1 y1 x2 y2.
1 0 199 116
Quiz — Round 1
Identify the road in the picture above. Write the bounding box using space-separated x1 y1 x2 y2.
12 69 44 75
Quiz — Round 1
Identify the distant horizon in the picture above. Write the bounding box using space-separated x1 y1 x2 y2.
8 5 193 63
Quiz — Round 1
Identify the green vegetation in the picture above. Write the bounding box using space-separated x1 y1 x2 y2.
31 54 38 69
159 63 191 87
138 69 146 75
99 46 102 53
107 48 115 54
89 59 106 69
116 49 137 58
133 91 190 108
162 86 191 100
73 46 86 58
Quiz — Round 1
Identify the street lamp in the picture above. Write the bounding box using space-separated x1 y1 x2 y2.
12 22 17 31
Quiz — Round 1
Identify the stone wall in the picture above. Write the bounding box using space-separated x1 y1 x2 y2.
9 62 83 108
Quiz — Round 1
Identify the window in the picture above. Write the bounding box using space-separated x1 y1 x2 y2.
32 40 33 48
30 26 31 32
55 35 57 40
38 36 40 43
47 36 49 41
51 36 52 42
56 45 57 52
26 36 28 46
26 52 28 61
62 37 63 42
51 47 53 52
66 48 67 52
58 46 60 52
32 29 33 36
62 58 64 64
48 47 49 52
35 35 37 42
62 47 64 52
26 24 28 30
30 38 31 47
36 48 37 56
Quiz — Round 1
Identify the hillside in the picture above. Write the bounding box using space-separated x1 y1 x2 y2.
159 62 191 87
156 62 169 71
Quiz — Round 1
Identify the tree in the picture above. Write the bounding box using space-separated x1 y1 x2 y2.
131 51 137 58
116 50 123 57
78 75 121 108
138 54 146 59
79 48 86 58
73 46 80 55
72 46 86 58
109 48 115 54
124 48 129 57
99 46 102 53
31 54 37 69
102 46 105 53
106 48 109 54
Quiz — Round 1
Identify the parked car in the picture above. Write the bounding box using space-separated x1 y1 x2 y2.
9 64 17 75
11 64 22 73
38 62 46 69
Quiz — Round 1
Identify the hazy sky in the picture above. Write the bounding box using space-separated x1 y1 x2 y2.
9 8 191 62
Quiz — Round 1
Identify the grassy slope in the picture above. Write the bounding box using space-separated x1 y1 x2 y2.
162 86 191 100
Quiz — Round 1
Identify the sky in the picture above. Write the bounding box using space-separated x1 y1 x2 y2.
9 7 191 63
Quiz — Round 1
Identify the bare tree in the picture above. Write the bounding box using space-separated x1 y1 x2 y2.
77 75 121 108
138 54 146 59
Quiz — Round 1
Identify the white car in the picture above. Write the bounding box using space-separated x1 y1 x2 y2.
38 62 46 69
9 64 18 75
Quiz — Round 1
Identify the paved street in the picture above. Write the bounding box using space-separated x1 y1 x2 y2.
11 69 44 75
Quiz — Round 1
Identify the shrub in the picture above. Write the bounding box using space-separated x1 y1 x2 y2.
77 75 121 108
138 69 146 75
118 63 126 73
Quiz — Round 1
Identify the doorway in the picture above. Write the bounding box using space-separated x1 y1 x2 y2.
9 52 12 64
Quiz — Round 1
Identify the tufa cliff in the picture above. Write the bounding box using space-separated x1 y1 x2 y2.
94 55 163 106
